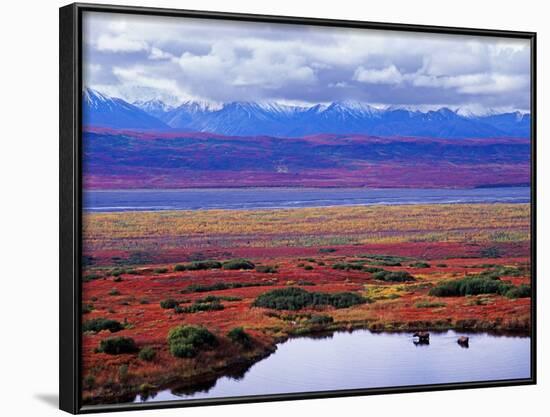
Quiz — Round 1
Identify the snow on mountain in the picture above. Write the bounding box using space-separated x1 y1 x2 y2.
83 88 530 138
83 88 169 129
132 99 174 119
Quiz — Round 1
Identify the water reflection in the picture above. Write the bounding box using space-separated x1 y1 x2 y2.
133 329 530 404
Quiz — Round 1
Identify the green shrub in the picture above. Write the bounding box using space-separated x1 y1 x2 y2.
175 261 222 271
97 337 138 354
373 270 416 282
317 262 326 266
198 295 241 302
109 288 120 296
138 346 156 362
83 374 95 389
415 301 447 308
160 299 179 309
222 259 255 270
307 314 334 326
480 247 501 258
319 248 336 253
363 267 384 273
255 265 278 274
82 304 94 314
183 281 273 293
83 318 124 333
332 262 364 271
83 273 102 282
227 327 252 348
409 262 431 268
253 287 367 311
504 284 531 299
167 325 218 358
304 265 314 271
118 364 129 382
429 276 514 297
368 260 402 266
154 268 168 274
180 300 224 313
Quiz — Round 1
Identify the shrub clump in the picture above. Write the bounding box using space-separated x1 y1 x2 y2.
368 260 402 267
167 325 218 358
83 318 124 333
363 266 384 273
428 276 517 297
138 346 156 362
373 270 416 282
332 262 364 271
174 260 222 271
227 327 253 348
504 284 531 299
97 337 138 355
154 267 169 274
222 259 255 270
178 300 224 313
415 301 447 308
253 287 367 311
183 281 273 293
160 298 180 309
409 262 431 268
307 314 334 326
198 295 241 302
255 265 278 274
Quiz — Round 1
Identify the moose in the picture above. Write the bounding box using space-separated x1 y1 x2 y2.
413 331 430 345
457 336 470 348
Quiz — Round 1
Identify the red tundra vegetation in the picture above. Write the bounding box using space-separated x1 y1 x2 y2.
81 203 531 404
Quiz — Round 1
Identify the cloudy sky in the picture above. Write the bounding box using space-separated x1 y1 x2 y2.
83 11 531 113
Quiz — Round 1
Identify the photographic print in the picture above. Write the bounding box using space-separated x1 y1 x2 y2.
75 7 534 408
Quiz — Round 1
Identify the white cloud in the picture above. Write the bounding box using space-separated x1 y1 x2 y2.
411 72 529 95
83 11 531 109
96 34 148 53
148 47 174 61
111 66 196 103
353 65 403 85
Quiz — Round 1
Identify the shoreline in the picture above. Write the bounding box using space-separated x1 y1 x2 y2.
82 321 531 406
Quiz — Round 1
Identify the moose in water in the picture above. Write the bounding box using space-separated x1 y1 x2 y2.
457 336 470 348
413 331 430 345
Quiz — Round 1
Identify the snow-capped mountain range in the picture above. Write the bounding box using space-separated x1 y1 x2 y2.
83 88 530 139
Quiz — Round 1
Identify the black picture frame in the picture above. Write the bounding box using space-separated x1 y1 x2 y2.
59 3 537 414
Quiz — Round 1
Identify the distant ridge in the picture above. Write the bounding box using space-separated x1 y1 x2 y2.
86 88 530 139
83 88 169 130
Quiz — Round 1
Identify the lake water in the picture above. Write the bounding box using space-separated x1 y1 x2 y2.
84 187 529 212
135 329 530 403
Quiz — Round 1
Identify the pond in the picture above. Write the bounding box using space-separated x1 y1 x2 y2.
134 329 531 403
